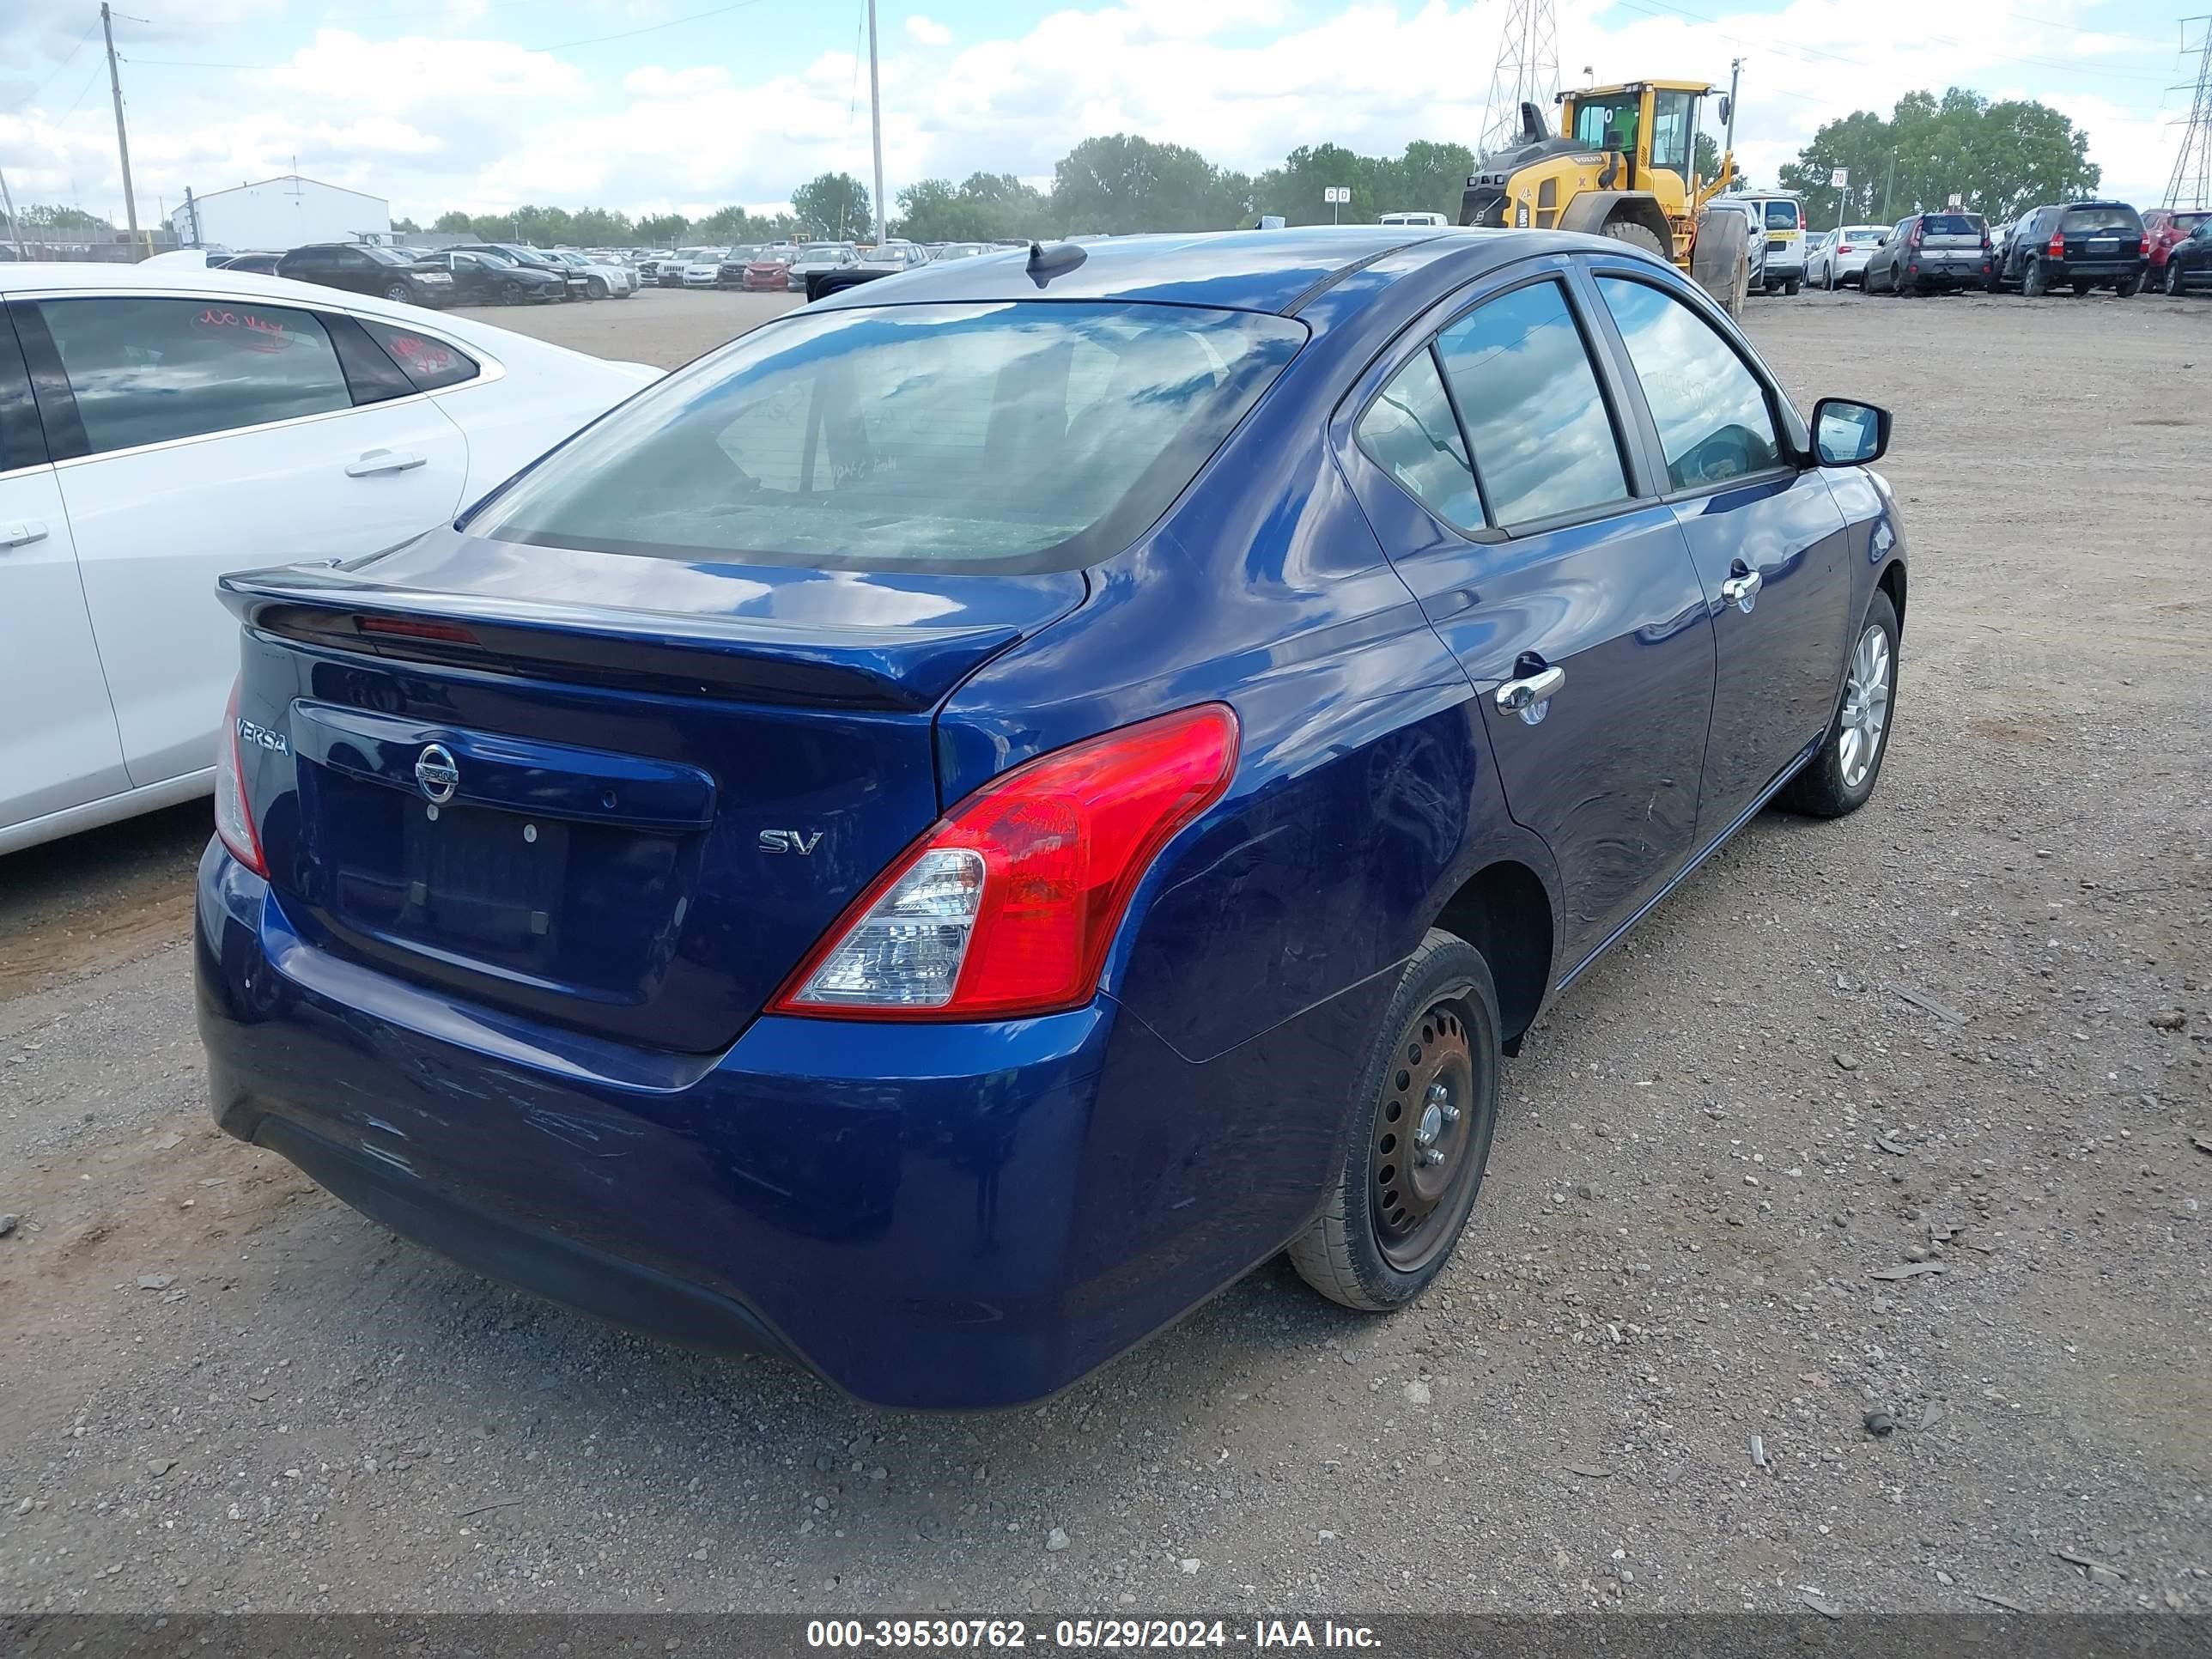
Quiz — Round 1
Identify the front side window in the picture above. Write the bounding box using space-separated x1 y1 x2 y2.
38 295 353 456
1433 279 1628 528
1571 94 1641 152
473 301 1304 571
1354 349 1482 532
1596 276 1783 490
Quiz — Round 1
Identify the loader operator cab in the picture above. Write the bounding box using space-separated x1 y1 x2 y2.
1459 78 1750 316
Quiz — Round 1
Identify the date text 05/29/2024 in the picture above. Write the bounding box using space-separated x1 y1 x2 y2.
804 1620 1382 1650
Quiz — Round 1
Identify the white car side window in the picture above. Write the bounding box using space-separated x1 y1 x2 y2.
39 295 353 456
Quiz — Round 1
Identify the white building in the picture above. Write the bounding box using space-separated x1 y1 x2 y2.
170 174 391 252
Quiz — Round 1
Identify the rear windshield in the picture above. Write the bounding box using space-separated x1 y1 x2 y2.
1763 201 1802 228
2061 204 2141 234
1921 214 1979 235
472 301 1306 573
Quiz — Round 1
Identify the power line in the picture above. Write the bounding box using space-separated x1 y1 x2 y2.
18 17 102 107
1479 0 1560 155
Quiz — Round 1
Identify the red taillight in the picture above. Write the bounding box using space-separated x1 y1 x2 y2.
358 614 478 646
2048 232 2064 258
1838 243 1853 254
214 681 269 877
772 705 1240 1021
2141 234 2153 258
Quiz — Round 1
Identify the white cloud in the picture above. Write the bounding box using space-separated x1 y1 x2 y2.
0 0 2180 229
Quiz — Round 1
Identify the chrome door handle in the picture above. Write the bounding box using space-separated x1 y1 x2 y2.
1493 664 1565 725
1721 567 1763 611
0 520 49 550
346 450 428 477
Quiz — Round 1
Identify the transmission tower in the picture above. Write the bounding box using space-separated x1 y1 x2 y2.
1477 0 1560 158
2166 15 2212 209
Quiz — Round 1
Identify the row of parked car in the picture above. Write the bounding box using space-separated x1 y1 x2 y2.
1798 201 2212 298
176 242 640 307
635 238 1011 295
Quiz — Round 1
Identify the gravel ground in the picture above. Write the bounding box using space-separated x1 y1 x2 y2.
0 285 2206 1620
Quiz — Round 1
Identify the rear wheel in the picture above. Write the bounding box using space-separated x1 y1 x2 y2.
2073 278 2095 296
1779 589 1900 818
1784 276 1801 295
2022 258 2049 298
384 282 411 303
2118 270 2145 298
1288 933 1501 1311
2167 260 2187 296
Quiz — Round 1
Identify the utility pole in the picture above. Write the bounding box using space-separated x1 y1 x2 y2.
866 0 886 246
1477 0 1560 157
1723 57 1743 167
100 4 142 252
2165 15 2212 209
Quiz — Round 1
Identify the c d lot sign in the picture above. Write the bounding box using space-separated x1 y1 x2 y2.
1323 186 1350 204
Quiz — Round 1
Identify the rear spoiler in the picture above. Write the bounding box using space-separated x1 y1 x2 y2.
217 565 1021 712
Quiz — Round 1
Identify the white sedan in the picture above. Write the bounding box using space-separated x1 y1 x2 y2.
0 261 660 855
1809 225 1892 289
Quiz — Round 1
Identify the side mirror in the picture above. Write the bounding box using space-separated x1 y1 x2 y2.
1717 94 1732 126
1811 398 1891 467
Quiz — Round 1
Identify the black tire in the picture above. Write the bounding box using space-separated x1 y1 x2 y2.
1600 219 1668 259
2073 278 2094 297
2118 270 2145 299
1288 931 1502 1311
1784 277 1801 295
586 276 608 300
1823 264 1836 291
1778 588 1901 819
2167 261 2186 296
384 282 412 303
2022 258 2048 298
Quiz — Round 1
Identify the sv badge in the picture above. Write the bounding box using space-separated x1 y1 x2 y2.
757 829 823 856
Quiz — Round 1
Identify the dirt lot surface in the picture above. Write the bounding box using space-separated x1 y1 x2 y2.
1 287 2206 1620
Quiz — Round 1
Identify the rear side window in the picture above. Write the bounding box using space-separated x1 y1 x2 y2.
1355 349 1482 531
1433 279 1627 528
1764 201 1801 229
356 319 480 392
1597 276 1783 490
2061 205 2141 235
35 295 352 456
472 301 1304 572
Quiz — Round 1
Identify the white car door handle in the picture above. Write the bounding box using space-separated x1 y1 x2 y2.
346 450 428 477
0 520 49 550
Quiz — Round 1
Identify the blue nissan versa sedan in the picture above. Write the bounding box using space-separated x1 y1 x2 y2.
198 227 1905 1409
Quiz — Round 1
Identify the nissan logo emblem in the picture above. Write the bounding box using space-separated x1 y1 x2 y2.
414 743 459 805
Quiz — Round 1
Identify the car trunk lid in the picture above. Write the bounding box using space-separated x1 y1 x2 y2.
222 531 1084 1053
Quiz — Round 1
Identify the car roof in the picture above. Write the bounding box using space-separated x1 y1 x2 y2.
811 226 1463 313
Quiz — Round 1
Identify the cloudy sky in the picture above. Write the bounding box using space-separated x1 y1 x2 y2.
1 0 2198 229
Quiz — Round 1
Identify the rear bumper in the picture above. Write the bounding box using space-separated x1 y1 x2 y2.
195 843 1361 1408
2052 260 2145 283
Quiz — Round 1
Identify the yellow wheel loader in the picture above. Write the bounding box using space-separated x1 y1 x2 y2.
1459 80 1751 317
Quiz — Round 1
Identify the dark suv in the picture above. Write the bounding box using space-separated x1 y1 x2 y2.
1990 202 2148 297
274 243 456 307
1862 211 1990 295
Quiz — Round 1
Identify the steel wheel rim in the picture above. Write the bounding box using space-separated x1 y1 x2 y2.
1372 997 1480 1272
1838 623 1892 790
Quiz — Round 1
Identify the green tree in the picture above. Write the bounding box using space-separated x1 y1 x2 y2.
894 173 1051 241
1050 134 1224 234
5 203 112 232
1778 88 2097 227
432 210 473 233
392 216 421 234
792 173 872 239
637 212 691 245
1695 131 1723 189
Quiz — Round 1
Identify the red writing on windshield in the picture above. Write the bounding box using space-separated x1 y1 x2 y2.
191 307 295 352
386 333 454 375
